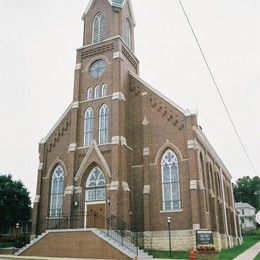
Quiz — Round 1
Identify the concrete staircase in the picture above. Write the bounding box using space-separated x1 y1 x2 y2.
15 229 153 259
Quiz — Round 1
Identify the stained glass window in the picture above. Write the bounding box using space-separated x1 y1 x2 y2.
101 84 108 97
84 108 93 147
86 167 106 202
99 104 109 144
50 165 64 218
161 150 181 210
94 85 101 99
87 88 93 100
125 19 131 49
92 12 106 43
89 60 107 79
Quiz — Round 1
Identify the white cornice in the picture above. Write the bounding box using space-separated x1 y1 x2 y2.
194 126 232 180
129 71 190 116
40 102 73 144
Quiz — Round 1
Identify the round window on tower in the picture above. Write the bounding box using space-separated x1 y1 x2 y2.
89 59 107 79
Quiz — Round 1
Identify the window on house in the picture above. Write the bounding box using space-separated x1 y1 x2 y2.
125 19 131 49
49 165 64 218
87 88 93 100
92 12 106 43
99 104 109 144
94 85 101 99
1 225 11 235
86 167 106 202
101 84 108 97
84 108 93 147
161 149 181 210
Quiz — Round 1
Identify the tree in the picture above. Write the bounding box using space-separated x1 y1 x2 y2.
233 176 260 211
0 174 31 226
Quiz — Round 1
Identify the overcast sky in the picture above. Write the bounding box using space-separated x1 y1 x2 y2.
0 0 259 200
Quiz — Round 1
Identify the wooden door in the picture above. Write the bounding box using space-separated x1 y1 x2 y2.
86 204 105 228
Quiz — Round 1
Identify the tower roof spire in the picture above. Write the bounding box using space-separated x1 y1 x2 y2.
82 0 136 26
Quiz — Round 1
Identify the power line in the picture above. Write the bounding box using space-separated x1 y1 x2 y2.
178 0 258 176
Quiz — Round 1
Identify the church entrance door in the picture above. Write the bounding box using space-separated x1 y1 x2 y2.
86 203 105 229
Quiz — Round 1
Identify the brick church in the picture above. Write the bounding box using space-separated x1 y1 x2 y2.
31 0 241 256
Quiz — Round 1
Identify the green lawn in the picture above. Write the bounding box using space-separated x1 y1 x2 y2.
218 235 259 260
147 233 260 259
148 250 188 259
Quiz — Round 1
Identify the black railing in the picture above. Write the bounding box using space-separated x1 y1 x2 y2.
32 212 153 256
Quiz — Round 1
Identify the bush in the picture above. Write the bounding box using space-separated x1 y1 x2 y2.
14 236 29 248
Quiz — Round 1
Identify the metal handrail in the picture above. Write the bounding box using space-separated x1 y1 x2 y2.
33 212 153 256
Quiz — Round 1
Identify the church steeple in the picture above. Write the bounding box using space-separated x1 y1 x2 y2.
82 0 135 52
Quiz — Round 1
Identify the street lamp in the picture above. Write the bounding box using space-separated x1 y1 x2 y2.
16 223 20 248
167 217 172 257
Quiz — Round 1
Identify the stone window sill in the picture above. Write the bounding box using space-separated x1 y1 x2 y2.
160 209 183 213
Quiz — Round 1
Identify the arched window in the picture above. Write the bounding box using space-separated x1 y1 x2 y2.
99 104 109 144
50 165 64 218
161 149 180 210
92 12 106 43
87 88 93 100
94 85 100 99
125 19 131 49
101 84 108 97
86 167 106 201
84 108 93 147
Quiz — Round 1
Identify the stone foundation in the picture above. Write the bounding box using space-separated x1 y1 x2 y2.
144 231 239 252
144 230 196 251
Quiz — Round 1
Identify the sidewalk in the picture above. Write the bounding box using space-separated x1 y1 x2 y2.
234 241 260 260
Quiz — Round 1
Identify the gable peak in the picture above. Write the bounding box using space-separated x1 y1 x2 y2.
82 0 136 26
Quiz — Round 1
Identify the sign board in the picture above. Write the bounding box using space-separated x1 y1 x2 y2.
256 211 260 225
196 230 213 245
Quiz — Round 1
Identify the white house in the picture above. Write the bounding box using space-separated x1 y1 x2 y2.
235 202 256 230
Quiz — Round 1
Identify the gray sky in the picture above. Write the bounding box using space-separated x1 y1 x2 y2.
0 0 259 200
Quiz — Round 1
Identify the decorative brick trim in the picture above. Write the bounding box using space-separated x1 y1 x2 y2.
34 195 40 204
113 52 124 60
81 44 114 59
143 185 150 194
64 186 74 195
108 181 119 191
142 117 149 126
187 140 199 150
112 92 125 101
190 180 197 190
75 63 81 70
68 143 77 152
38 163 43 171
71 101 79 109
122 182 130 192
143 147 150 156
122 46 138 69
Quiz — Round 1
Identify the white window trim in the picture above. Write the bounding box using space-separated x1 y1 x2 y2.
84 107 94 147
161 150 181 211
99 104 109 145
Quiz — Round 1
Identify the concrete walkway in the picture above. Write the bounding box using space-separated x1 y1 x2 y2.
234 241 260 260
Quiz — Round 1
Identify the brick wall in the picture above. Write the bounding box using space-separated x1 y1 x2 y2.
21 231 130 259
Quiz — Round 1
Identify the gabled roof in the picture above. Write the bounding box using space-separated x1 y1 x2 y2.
235 202 256 211
82 0 136 26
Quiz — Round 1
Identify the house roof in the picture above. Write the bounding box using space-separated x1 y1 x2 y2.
235 202 256 211
82 0 136 26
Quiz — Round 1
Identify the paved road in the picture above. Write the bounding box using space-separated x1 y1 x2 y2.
234 241 260 260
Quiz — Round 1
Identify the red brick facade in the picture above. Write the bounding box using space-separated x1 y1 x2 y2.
32 0 241 253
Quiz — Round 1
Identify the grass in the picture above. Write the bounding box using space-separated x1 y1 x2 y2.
0 242 14 248
147 232 260 259
148 250 188 259
218 234 260 260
